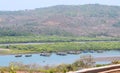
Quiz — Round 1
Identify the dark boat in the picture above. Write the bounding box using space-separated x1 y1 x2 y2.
56 52 67 56
67 51 81 54
83 50 89 53
25 54 32 57
15 55 22 57
75 51 82 54
40 53 51 57
89 50 95 53
67 51 76 54
97 50 103 53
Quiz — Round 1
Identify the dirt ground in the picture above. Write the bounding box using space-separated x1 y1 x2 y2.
1 71 42 73
0 48 10 51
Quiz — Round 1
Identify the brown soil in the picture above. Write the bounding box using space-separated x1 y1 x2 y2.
3 71 42 73
0 48 10 51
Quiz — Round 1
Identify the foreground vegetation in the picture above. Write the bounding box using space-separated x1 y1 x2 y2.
0 41 120 54
0 55 120 73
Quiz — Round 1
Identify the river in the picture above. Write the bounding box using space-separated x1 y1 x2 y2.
0 50 119 67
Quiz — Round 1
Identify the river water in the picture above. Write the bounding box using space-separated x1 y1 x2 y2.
0 50 120 67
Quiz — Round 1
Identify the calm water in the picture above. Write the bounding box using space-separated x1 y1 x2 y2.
0 50 120 67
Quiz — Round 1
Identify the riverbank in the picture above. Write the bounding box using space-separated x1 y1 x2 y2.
0 42 119 54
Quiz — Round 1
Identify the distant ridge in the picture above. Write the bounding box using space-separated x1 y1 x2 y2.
0 4 120 37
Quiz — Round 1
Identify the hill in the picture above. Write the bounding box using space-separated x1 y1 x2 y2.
0 4 120 37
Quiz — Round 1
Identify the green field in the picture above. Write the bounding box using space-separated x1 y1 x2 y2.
0 36 120 44
0 42 120 54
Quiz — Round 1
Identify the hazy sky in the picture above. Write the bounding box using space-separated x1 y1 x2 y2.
0 0 120 11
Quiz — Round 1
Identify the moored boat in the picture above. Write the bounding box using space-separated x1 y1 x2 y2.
83 50 89 53
25 54 32 57
40 53 51 57
15 54 22 57
97 50 103 53
67 51 81 54
89 50 95 53
56 52 67 56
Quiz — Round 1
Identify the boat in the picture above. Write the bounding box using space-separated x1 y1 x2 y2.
89 50 95 53
97 50 103 53
83 50 89 53
56 52 67 56
15 54 22 57
75 51 82 54
25 54 32 57
67 51 76 54
67 51 81 54
40 53 51 57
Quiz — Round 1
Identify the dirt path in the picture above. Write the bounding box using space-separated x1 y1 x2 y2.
3 71 43 73
0 48 10 51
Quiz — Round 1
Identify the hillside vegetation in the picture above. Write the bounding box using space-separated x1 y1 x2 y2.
0 4 120 37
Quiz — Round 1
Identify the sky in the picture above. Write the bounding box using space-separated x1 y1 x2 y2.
0 0 120 11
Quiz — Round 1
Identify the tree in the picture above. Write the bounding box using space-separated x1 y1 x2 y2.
73 55 95 68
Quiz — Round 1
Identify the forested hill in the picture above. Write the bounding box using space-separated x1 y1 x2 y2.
0 4 120 37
